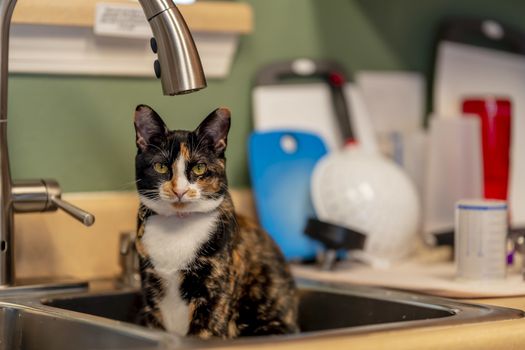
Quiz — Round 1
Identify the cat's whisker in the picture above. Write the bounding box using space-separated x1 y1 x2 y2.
138 190 161 200
114 179 143 191
195 140 208 155
138 189 159 194
145 142 170 160
139 193 159 198
192 134 207 155
140 196 159 201
138 190 156 195
139 192 159 198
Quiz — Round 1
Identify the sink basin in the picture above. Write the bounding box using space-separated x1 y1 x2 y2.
0 302 168 350
41 280 523 337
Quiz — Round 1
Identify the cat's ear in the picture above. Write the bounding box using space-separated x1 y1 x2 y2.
134 105 168 151
194 108 231 155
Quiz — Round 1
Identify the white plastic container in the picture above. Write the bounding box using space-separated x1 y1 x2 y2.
455 199 508 280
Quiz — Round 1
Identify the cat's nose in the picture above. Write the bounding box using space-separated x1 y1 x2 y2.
173 189 188 200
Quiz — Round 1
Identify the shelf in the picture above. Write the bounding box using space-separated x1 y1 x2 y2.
12 0 253 34
9 1 253 78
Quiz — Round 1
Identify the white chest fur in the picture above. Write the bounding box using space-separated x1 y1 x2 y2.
142 212 219 334
160 275 190 335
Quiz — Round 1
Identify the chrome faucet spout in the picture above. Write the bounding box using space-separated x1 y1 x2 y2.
138 0 207 95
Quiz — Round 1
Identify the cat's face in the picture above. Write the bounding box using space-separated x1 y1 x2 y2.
134 105 231 216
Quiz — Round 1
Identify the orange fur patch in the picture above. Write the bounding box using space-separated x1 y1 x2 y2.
180 143 190 160
161 182 174 196
197 177 221 193
170 178 177 190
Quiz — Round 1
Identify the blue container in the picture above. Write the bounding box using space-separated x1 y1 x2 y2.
248 130 328 260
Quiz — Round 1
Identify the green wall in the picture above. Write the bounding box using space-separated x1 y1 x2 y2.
8 0 525 192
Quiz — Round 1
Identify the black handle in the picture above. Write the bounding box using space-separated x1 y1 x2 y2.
438 18 525 55
430 18 525 121
254 59 347 85
329 80 355 142
304 218 366 251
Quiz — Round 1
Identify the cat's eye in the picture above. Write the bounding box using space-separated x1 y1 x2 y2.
153 162 169 174
192 163 207 176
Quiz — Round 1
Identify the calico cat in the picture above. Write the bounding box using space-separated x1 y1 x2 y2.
133 105 299 339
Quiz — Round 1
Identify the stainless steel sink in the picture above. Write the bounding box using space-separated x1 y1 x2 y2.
0 279 522 349
42 279 522 337
43 286 455 333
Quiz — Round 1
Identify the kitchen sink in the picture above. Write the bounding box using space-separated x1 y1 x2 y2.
0 279 522 349
43 285 454 333
42 279 522 337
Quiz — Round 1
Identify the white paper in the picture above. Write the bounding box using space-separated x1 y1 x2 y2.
94 3 152 39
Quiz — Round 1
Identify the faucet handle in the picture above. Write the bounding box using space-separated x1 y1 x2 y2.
43 180 95 227
12 179 95 227
49 196 95 227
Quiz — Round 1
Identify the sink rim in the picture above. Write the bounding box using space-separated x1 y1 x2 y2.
282 279 523 338
0 297 179 349
2 278 523 347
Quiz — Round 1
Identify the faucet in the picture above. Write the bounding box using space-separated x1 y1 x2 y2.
0 0 207 287
118 231 141 289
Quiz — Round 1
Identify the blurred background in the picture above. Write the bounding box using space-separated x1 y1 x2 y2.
9 0 525 192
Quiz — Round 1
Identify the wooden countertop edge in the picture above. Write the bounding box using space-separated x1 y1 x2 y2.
12 1 254 34
216 318 525 350
221 287 525 349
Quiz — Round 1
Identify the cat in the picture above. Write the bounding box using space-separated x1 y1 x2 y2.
133 105 299 339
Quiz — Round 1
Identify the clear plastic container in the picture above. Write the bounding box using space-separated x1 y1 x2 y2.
423 117 484 243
